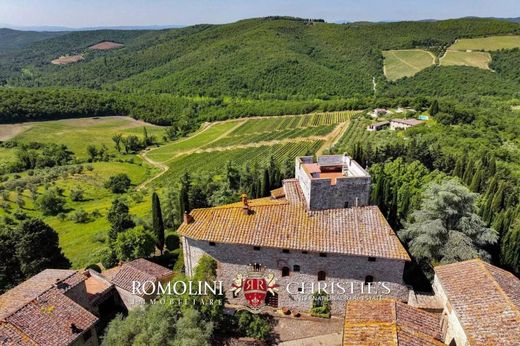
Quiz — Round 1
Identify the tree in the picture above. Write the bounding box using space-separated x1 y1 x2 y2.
114 226 156 261
501 216 520 274
399 179 498 278
174 309 213 346
121 135 142 153
105 173 131 193
152 192 165 254
107 198 135 242
86 145 98 162
112 133 123 152
0 227 23 293
36 188 65 215
429 99 439 115
15 219 71 277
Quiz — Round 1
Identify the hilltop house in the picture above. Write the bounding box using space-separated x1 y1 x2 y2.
179 155 411 314
390 118 424 130
0 259 173 346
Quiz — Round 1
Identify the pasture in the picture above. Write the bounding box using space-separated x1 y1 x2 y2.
382 49 435 80
3 116 165 159
449 35 520 51
440 50 491 70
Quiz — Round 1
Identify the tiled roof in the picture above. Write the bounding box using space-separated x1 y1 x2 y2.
434 259 520 345
178 180 410 260
4 289 97 346
0 270 84 319
110 259 173 295
343 299 444 346
0 322 36 345
391 118 424 126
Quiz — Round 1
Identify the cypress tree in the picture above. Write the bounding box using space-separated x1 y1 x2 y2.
429 100 439 116
179 172 191 217
152 192 165 254
469 168 483 192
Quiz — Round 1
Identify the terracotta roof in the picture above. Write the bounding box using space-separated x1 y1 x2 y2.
343 299 444 345
110 259 173 295
3 289 97 346
84 274 113 302
434 259 520 345
0 322 36 345
0 270 84 319
270 187 285 199
179 180 410 261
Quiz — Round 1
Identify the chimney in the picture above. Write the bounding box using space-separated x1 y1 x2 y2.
184 211 194 224
241 193 251 215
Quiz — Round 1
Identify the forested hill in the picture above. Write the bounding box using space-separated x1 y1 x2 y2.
1 17 519 98
0 28 66 53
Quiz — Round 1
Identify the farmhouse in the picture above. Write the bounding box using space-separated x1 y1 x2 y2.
390 118 424 130
179 155 411 314
0 259 173 345
367 121 390 131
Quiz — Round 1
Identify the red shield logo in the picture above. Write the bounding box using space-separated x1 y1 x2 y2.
243 277 267 309
230 264 278 312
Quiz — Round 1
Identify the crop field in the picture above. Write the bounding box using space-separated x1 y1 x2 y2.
449 35 520 51
158 141 324 184
2 116 165 159
440 50 491 69
333 117 375 153
382 49 435 80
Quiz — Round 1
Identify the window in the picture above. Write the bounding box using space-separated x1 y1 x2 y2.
297 287 303 292
282 249 290 254
209 242 216 246
368 257 376 262
364 275 374 285
318 271 326 281
319 253 327 257
302 251 308 254
344 201 349 208
282 267 290 277
293 265 300 272
253 246 261 251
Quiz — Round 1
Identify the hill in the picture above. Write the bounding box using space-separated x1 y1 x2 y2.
0 28 66 53
1 17 520 98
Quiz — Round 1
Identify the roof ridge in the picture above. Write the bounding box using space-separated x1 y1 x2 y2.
477 260 520 317
125 261 159 279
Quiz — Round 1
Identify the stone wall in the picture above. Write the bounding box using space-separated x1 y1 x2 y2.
294 156 371 210
433 274 469 346
65 281 93 313
183 237 408 315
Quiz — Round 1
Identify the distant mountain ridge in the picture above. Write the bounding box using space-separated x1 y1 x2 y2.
0 24 185 32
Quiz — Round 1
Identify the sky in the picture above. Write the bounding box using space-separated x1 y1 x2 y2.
0 0 519 28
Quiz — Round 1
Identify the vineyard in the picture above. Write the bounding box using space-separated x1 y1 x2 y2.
332 116 375 153
156 141 324 185
229 111 354 136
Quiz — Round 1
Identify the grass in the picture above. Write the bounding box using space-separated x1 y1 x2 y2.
440 50 491 70
382 49 435 81
5 116 166 159
450 35 520 51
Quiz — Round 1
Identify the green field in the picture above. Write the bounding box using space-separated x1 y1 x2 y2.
440 50 491 69
5 116 166 159
382 49 436 81
450 35 520 51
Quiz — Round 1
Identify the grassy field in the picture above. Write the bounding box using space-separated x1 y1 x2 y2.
440 50 491 69
4 116 165 160
450 35 520 51
382 49 435 81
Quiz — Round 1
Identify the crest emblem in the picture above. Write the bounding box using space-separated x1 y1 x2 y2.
231 263 278 312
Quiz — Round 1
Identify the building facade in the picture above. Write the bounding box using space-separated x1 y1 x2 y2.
179 155 410 315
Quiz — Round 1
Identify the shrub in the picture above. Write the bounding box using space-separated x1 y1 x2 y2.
114 226 155 261
36 188 65 215
70 187 85 202
105 173 131 194
310 291 331 318
236 311 272 341
70 208 90 223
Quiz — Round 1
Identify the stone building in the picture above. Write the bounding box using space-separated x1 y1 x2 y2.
389 118 424 130
433 259 520 346
179 155 411 315
0 259 173 345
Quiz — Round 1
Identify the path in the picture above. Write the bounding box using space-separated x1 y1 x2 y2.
138 119 351 189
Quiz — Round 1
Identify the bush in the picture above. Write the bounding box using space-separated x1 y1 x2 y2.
165 233 180 251
70 187 85 202
105 173 131 194
114 226 156 261
310 291 331 318
70 208 90 223
236 311 272 341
